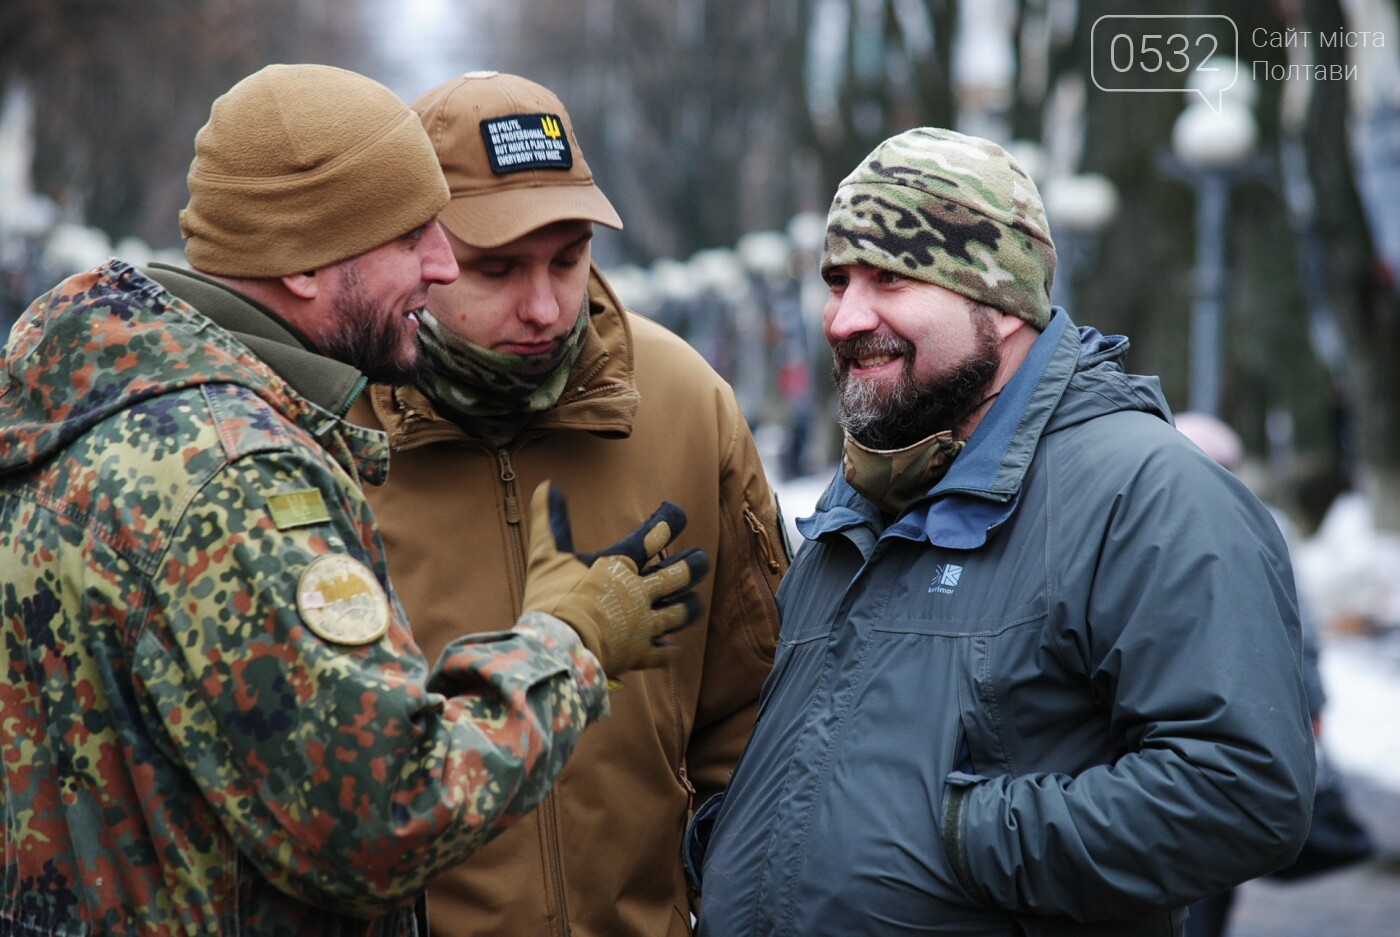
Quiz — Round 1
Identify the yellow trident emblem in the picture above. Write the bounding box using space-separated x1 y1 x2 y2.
541 116 563 139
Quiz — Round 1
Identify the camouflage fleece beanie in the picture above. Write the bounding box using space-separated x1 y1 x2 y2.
822 127 1056 328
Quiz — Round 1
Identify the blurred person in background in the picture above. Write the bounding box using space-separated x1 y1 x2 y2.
0 63 706 936
350 71 786 937
687 127 1315 937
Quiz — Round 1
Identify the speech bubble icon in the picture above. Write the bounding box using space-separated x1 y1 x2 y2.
1185 54 1246 115
1090 15 1240 114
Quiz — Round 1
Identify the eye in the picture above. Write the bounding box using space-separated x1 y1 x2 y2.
876 269 905 285
472 260 513 278
822 270 848 289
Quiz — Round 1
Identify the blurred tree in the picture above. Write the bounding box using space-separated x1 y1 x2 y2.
1073 0 1196 399
472 0 804 260
0 0 369 248
1297 0 1400 528
476 0 956 262
808 0 958 207
1031 0 1340 513
3 0 1392 517
472 0 1365 499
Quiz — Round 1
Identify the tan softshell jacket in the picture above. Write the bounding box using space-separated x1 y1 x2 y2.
351 266 786 937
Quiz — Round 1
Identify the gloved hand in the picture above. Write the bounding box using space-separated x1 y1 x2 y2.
523 481 709 675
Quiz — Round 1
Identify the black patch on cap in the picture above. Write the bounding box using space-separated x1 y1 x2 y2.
480 113 574 175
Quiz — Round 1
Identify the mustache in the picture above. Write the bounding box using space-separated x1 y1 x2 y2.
831 333 914 374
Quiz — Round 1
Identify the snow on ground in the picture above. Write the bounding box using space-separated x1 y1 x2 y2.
1320 636 1400 792
1294 493 1400 637
1295 491 1400 792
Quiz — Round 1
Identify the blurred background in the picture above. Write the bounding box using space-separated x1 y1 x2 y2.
2 3 1400 930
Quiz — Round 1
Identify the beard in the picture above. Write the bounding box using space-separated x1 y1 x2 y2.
319 262 422 386
834 306 1002 450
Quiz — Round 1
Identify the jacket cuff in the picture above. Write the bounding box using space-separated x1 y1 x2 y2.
941 772 983 899
513 611 609 717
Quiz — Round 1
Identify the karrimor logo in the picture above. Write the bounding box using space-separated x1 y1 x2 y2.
928 564 963 596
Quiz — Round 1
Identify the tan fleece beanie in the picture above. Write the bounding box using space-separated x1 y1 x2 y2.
180 63 450 277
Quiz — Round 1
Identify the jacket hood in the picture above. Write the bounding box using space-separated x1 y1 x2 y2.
1044 324 1170 436
0 260 367 476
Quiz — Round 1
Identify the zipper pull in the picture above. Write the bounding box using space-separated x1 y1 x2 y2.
744 506 781 573
498 450 520 524
680 765 698 827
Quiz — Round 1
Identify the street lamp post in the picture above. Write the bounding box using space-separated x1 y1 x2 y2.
1168 62 1259 417
1183 158 1233 417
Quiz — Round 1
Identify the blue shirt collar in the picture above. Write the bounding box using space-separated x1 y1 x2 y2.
799 309 1077 549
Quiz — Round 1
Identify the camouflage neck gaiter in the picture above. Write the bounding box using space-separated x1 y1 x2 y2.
842 430 965 519
415 299 589 444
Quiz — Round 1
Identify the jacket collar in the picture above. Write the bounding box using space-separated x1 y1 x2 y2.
370 263 641 451
143 263 367 419
146 263 387 485
801 308 1080 549
1 260 387 485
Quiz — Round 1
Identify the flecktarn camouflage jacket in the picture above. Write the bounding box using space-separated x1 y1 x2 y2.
0 261 608 936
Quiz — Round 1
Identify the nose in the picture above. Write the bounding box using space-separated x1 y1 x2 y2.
823 280 880 343
419 221 459 285
518 268 562 327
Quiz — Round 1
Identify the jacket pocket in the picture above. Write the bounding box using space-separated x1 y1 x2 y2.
871 618 1029 780
742 502 786 577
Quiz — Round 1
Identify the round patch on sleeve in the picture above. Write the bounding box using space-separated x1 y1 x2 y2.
295 554 391 646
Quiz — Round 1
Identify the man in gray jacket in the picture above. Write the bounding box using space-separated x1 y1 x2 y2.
688 128 1316 937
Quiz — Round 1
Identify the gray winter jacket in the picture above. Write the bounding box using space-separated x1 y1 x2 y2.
692 312 1315 937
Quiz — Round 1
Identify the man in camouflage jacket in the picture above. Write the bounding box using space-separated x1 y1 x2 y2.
0 64 703 937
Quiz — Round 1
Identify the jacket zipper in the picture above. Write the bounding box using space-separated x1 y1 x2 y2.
743 505 784 685
497 448 528 618
743 505 783 574
499 446 570 935
669 657 692 797
497 449 521 526
562 350 610 400
679 762 698 850
542 794 569 935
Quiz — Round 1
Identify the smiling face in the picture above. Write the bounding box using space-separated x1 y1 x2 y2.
823 263 1005 449
316 220 458 385
425 219 594 355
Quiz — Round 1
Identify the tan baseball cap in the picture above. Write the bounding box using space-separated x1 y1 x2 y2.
412 71 622 248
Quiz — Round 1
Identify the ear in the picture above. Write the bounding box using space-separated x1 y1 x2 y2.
281 271 320 300
995 309 1031 340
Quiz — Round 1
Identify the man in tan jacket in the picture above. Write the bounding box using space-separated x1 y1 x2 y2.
352 71 787 937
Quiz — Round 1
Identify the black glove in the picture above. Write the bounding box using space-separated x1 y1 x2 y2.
522 481 709 675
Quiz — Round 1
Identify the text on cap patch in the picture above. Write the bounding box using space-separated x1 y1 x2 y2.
480 113 574 175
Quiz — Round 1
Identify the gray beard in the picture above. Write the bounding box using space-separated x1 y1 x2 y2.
835 310 1001 450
